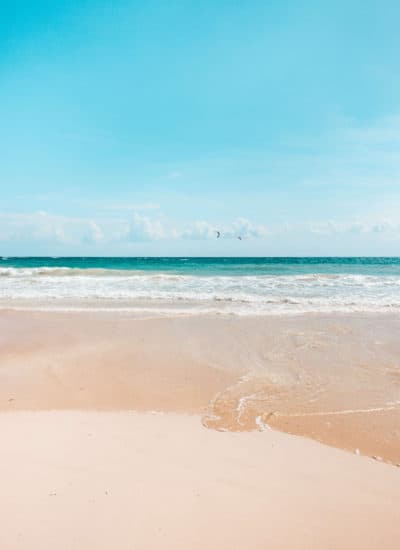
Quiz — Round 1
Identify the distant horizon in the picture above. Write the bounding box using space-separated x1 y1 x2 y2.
2 255 400 260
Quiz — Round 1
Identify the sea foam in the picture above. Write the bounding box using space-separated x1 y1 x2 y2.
1 265 400 315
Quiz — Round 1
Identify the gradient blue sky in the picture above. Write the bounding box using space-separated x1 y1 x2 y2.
1 0 400 255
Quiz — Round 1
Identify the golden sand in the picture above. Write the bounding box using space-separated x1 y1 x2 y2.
1 310 400 463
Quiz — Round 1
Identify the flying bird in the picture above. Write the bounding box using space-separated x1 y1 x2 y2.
216 231 221 238
238 236 242 240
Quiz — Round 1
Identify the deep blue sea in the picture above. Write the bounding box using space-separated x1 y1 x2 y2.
1 257 400 314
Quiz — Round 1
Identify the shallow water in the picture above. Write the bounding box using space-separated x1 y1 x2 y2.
2 309 399 463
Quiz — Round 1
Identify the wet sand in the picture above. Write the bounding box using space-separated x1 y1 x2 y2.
1 411 400 550
1 310 400 463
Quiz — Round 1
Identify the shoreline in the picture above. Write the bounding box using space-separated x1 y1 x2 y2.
2 299 400 317
1 309 400 464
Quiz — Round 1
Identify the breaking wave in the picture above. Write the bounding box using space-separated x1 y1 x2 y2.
1 266 400 314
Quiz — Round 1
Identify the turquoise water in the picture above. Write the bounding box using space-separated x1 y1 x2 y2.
1 257 400 314
1 256 400 276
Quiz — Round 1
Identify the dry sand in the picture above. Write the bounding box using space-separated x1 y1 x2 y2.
1 411 400 550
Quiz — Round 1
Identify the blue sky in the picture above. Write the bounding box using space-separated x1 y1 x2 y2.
1 0 400 255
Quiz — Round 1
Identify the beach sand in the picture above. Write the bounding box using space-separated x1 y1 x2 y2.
1 309 400 548
1 310 399 462
1 411 400 550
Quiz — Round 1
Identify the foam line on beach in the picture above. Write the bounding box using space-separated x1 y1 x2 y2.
274 404 400 418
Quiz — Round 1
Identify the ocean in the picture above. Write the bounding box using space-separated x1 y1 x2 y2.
1 257 400 315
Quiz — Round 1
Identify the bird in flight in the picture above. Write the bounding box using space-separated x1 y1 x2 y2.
238 236 242 240
216 231 221 238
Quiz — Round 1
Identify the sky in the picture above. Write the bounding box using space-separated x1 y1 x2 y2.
1 0 400 256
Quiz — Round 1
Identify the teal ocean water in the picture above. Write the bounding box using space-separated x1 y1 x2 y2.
2 256 400 276
1 257 400 314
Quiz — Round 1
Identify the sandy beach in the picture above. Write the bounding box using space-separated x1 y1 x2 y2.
4 0 400 545
1 310 400 462
1 309 400 548
1 411 400 550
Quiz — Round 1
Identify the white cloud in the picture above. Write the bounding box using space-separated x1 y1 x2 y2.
125 213 166 241
0 211 269 247
181 218 267 240
222 218 267 239
4 209 398 252
286 220 400 236
122 214 268 242
82 221 104 244
0 212 104 246
181 221 218 240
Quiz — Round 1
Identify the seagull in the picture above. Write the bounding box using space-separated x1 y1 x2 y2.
216 231 221 238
